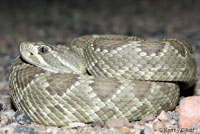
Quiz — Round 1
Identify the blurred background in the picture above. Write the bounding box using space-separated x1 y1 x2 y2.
0 0 200 94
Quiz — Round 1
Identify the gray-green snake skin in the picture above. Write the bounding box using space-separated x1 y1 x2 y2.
9 35 196 126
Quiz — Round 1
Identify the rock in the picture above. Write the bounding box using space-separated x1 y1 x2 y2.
142 114 156 122
1 109 15 119
164 122 174 129
119 126 130 132
133 123 145 129
91 122 104 128
195 79 200 95
145 123 153 129
14 126 39 134
45 127 60 134
157 110 171 121
179 96 200 128
153 121 164 132
68 122 85 128
0 95 12 111
0 110 15 125
139 129 145 134
0 126 15 134
76 126 95 134
106 119 130 128
131 129 143 134
144 125 154 134
167 111 179 121
13 110 32 125
59 126 78 134
170 119 177 125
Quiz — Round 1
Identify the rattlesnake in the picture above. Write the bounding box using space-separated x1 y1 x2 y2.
9 35 196 126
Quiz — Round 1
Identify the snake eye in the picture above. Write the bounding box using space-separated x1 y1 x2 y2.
39 46 48 54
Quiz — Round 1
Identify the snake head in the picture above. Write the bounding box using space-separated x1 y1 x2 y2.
20 41 86 74
20 41 52 59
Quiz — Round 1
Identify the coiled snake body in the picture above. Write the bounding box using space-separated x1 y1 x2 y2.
9 35 196 126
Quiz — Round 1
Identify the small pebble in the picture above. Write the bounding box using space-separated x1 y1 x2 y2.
14 126 39 134
0 126 14 134
169 119 177 125
0 115 9 125
0 96 12 111
142 114 156 122
45 127 60 134
59 127 77 134
13 110 32 125
91 121 104 128
119 126 130 132
153 121 164 132
144 125 154 134
1 110 15 118
106 119 130 128
133 123 145 130
68 122 85 128
134 129 143 134
164 122 174 129
145 123 153 129
157 110 171 121
167 111 179 121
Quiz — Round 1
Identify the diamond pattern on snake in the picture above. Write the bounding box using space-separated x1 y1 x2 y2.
9 35 196 126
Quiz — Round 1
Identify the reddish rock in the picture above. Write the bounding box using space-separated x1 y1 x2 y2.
179 96 200 128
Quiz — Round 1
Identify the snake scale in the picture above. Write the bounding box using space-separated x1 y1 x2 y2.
9 35 196 126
